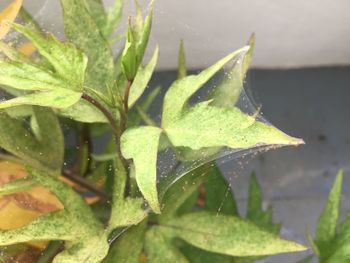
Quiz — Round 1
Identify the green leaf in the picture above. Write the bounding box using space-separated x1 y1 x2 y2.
103 221 146 263
108 157 147 230
104 0 124 38
84 0 108 34
121 22 137 80
121 2 153 80
122 46 303 216
0 168 109 263
0 107 64 173
0 23 87 109
247 172 280 233
315 170 343 243
127 85 160 127
179 242 233 263
177 39 187 79
128 45 159 107
134 2 153 68
163 211 307 257
60 0 115 101
145 227 189 263
58 99 108 123
204 165 238 216
121 126 162 213
163 102 302 150
0 89 82 109
11 23 87 90
160 163 215 223
162 47 248 125
210 34 254 107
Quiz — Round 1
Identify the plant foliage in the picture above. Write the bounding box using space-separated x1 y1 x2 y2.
0 0 307 262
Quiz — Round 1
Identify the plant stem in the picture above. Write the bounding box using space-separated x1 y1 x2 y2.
81 93 121 139
36 241 63 263
74 123 93 176
62 170 111 201
120 79 133 132
123 79 132 114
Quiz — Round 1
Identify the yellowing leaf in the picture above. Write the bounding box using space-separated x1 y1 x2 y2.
17 41 36 57
0 0 22 39
0 161 63 249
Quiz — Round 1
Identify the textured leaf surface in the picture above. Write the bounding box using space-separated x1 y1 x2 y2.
0 24 87 109
128 45 159 107
145 227 189 263
108 157 147 230
58 99 108 123
163 212 307 257
103 221 146 263
104 0 124 38
0 108 64 173
60 0 115 101
122 47 303 214
121 126 162 213
0 168 109 263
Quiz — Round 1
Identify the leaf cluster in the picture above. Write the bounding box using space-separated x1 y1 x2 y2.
0 0 306 262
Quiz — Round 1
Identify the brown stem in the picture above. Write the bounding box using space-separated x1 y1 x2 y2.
62 170 111 201
81 93 120 139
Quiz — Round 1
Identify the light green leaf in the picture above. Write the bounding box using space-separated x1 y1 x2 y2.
84 0 107 34
0 89 82 109
103 221 146 263
122 47 303 217
60 0 115 101
108 157 147 230
145 227 189 263
128 45 159 107
177 39 187 79
0 23 87 109
135 3 153 67
127 85 160 127
164 102 302 150
121 22 137 80
163 211 307 257
0 107 64 173
104 0 124 38
11 23 86 89
315 170 343 243
121 126 162 213
210 34 254 107
162 47 249 126
58 99 108 123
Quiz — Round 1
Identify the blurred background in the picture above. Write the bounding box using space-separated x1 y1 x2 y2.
2 0 350 262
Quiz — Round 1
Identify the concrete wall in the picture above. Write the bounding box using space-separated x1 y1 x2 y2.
7 0 349 70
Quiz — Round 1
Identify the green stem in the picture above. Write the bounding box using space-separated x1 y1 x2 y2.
36 241 63 263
